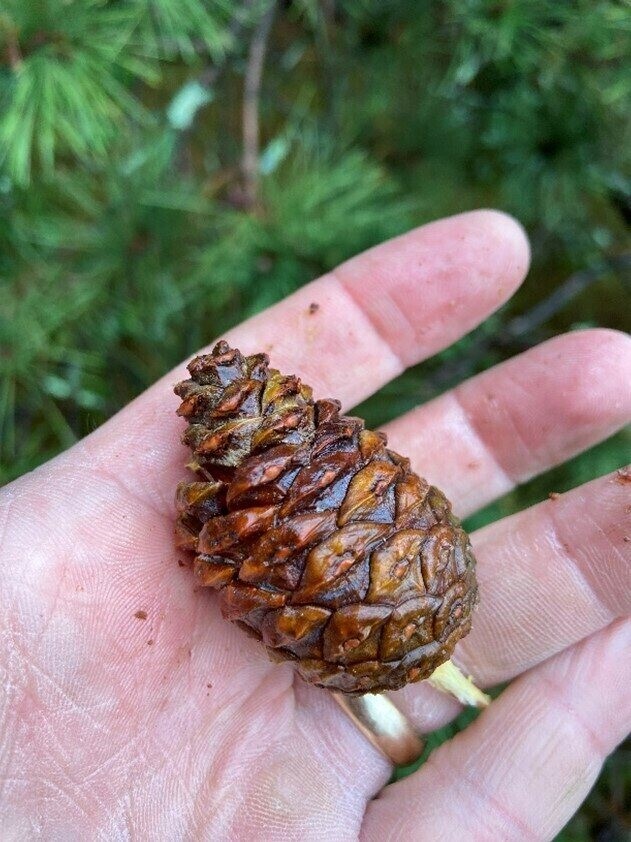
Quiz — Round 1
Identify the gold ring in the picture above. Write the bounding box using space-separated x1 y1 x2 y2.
332 692 425 766
332 661 490 766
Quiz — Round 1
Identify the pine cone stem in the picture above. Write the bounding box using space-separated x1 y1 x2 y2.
427 660 490 708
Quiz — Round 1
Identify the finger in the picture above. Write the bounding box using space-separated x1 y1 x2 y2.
362 619 631 842
382 328 631 516
80 210 529 512
225 209 529 392
459 467 631 684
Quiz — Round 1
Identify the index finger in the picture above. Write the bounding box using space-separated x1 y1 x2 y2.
81 210 529 512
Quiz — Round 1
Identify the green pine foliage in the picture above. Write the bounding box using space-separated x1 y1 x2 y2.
0 3 629 838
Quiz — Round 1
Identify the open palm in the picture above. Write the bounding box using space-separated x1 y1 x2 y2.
2 210 630 841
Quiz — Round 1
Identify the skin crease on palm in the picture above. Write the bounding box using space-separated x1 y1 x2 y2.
1 211 630 842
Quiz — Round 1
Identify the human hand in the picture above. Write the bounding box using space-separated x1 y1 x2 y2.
2 210 630 840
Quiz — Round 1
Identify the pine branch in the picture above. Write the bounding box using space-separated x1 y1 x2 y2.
242 1 277 210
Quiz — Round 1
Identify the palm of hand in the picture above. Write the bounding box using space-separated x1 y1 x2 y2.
2 211 630 841
4 451 360 837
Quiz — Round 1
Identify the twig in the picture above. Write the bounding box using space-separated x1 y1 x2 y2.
173 1 255 172
315 0 339 130
199 1 255 89
506 253 630 337
242 1 277 211
2 21 23 69
425 253 631 394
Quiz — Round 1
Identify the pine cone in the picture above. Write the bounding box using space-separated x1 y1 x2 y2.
174 341 478 694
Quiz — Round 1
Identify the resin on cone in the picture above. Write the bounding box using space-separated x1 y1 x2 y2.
174 341 478 694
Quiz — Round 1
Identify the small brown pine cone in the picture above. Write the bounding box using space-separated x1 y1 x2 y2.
174 341 478 694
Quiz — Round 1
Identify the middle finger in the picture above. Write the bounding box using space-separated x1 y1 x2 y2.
382 328 631 517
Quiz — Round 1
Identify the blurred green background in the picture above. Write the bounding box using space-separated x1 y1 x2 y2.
1 1 629 838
